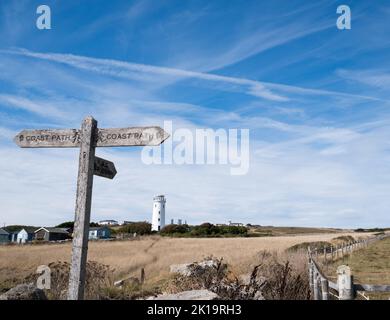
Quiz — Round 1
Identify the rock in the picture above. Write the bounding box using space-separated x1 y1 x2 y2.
0 283 47 300
198 260 218 268
169 263 192 276
253 291 265 300
239 274 251 286
114 277 140 287
170 260 218 276
146 289 219 300
114 280 124 287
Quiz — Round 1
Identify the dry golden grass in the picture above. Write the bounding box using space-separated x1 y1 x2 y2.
249 226 343 236
0 232 371 290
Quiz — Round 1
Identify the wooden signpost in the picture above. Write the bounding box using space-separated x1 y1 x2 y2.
14 116 169 300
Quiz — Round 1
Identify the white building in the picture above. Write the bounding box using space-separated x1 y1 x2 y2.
16 227 38 244
152 195 166 232
98 219 119 226
88 226 111 240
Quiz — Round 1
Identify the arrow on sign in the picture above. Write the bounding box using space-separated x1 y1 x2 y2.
94 156 117 179
14 127 169 148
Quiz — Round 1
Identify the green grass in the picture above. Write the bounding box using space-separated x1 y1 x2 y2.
250 226 340 237
286 241 332 252
326 236 390 300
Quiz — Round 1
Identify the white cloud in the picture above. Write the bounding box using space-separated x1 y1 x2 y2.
1 118 390 228
0 49 390 229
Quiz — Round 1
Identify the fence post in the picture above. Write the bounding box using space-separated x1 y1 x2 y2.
323 247 327 263
309 263 314 298
337 265 354 300
331 246 333 260
140 268 145 284
321 278 329 300
313 272 320 300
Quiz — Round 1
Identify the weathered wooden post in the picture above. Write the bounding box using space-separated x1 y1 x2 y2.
337 265 354 300
330 246 334 260
309 263 314 298
67 116 97 300
140 268 145 285
323 247 327 263
321 278 329 300
313 272 321 300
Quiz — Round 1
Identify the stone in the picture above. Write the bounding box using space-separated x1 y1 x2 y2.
0 283 47 300
169 263 192 276
114 277 140 287
146 289 219 300
169 259 218 276
239 273 251 286
253 290 265 300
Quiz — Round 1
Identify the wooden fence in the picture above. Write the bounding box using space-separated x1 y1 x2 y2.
307 234 390 300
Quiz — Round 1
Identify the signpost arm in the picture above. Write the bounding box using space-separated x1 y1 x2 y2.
67 116 97 300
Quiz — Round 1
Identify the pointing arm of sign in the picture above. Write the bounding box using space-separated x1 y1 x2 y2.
94 156 117 179
14 129 80 148
96 127 170 147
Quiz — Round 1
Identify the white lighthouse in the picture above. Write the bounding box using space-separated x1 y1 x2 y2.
152 195 166 231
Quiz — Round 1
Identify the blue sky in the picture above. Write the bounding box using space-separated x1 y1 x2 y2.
1 0 390 228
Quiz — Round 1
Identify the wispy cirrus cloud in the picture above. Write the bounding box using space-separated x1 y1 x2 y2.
1 48 388 104
0 94 70 120
336 69 390 90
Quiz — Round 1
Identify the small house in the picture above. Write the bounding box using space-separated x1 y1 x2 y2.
0 228 9 244
89 226 111 240
6 229 19 242
35 227 70 241
228 221 244 227
17 227 39 244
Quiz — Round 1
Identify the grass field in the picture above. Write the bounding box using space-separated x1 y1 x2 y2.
249 226 343 237
325 236 390 300
0 231 370 293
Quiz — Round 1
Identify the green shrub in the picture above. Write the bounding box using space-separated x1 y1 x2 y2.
332 235 355 243
118 222 152 235
190 223 220 236
161 224 189 235
286 241 331 252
